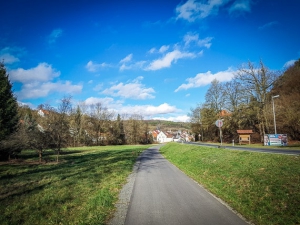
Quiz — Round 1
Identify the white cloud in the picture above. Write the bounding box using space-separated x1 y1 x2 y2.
184 33 199 46
176 0 252 22
10 63 60 83
284 59 296 68
48 29 63 44
229 0 251 14
121 103 178 116
148 45 170 54
119 54 146 71
146 50 196 71
159 45 170 53
175 68 235 92
17 81 82 100
119 60 147 71
120 54 133 63
9 63 82 100
148 48 156 54
259 21 279 30
184 33 213 48
83 98 178 117
93 83 103 91
102 76 155 99
86 60 111 72
0 46 26 64
176 0 229 22
84 97 119 107
0 53 20 64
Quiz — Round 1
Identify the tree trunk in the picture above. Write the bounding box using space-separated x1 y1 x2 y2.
39 150 42 163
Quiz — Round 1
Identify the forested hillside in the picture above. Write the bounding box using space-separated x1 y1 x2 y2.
189 59 300 143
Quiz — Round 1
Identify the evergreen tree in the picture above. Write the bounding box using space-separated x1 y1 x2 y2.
0 62 20 160
0 62 19 142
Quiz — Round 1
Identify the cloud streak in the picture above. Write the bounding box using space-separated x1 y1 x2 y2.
102 76 155 100
259 21 279 30
176 0 252 22
10 63 82 100
86 61 111 72
146 50 196 71
175 68 235 92
48 29 63 44
83 97 178 117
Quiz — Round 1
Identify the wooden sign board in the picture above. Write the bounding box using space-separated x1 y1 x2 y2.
237 130 253 145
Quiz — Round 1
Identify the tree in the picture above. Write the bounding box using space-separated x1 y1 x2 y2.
125 114 144 144
235 60 278 142
107 114 126 145
87 102 113 146
223 80 246 112
43 97 72 162
270 59 300 140
70 105 83 147
0 62 20 160
20 107 51 163
205 79 225 113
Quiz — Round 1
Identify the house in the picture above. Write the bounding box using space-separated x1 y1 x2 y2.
151 130 160 142
157 131 174 143
37 109 49 117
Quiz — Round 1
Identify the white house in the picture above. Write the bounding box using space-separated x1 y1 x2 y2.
157 131 173 143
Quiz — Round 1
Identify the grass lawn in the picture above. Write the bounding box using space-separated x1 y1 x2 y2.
160 142 300 225
0 145 152 225
199 141 300 150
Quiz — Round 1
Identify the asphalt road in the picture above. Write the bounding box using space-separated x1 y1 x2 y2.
124 145 248 225
186 142 300 155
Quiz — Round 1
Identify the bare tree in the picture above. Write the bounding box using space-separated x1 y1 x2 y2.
45 96 72 162
88 102 113 145
125 114 144 144
70 105 83 147
235 60 278 141
223 80 247 112
205 79 226 113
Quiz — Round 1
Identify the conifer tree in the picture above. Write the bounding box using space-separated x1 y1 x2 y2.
0 62 19 142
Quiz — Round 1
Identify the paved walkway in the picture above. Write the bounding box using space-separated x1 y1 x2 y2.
124 145 249 225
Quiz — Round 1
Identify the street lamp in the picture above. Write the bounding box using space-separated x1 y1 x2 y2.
272 95 279 134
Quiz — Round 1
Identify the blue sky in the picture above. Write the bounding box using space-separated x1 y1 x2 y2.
1 0 299 122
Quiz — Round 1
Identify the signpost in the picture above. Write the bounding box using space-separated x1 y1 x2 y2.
215 119 223 145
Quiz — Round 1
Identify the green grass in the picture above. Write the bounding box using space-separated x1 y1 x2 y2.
0 145 152 225
201 141 300 150
160 142 300 225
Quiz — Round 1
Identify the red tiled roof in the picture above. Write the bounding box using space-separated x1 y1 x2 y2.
220 110 231 117
237 130 253 134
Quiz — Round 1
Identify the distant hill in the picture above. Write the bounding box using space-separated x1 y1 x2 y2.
145 120 190 131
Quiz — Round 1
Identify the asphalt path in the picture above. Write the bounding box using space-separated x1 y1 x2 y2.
186 142 300 155
124 145 248 225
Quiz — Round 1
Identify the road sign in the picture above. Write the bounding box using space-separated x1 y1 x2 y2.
215 120 223 128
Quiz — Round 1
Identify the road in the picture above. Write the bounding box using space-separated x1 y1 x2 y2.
186 142 300 155
124 145 248 225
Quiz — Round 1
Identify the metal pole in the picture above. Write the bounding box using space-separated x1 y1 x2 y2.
272 95 279 134
220 127 222 145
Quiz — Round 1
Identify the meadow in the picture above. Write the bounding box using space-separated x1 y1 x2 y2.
0 145 152 225
160 142 300 225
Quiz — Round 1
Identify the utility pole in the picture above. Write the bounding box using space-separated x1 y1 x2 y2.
272 95 279 134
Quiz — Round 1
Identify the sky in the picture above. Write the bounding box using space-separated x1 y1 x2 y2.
1 0 299 122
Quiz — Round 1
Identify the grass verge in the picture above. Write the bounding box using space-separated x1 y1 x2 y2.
160 142 300 225
0 145 152 225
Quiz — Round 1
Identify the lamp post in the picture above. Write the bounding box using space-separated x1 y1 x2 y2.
272 95 279 134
